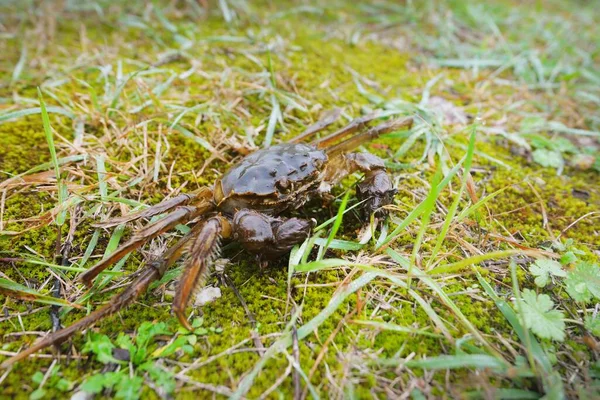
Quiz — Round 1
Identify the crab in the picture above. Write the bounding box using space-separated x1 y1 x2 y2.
1 111 412 368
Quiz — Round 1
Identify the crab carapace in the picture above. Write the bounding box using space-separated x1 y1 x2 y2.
1 111 412 368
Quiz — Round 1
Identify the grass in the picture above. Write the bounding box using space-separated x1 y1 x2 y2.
0 0 599 399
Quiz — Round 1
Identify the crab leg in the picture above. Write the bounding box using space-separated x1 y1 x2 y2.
79 203 213 287
93 187 213 228
312 112 386 149
289 108 342 143
172 216 231 330
0 225 204 369
325 117 413 156
1 264 159 368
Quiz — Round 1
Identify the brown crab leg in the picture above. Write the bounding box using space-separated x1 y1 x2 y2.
79 202 213 287
172 216 231 331
93 187 213 228
325 117 413 156
312 112 385 149
1 265 158 368
289 108 342 143
0 228 201 369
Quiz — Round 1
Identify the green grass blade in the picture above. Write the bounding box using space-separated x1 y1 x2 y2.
387 248 505 361
171 123 216 153
11 44 27 85
476 271 564 397
38 87 67 226
0 106 76 123
96 155 108 200
231 272 378 399
354 320 444 338
264 94 281 147
405 354 507 371
456 186 508 222
317 191 350 260
0 278 83 308
408 165 441 286
427 249 544 275
377 155 465 249
314 198 368 232
427 127 476 267
313 238 363 251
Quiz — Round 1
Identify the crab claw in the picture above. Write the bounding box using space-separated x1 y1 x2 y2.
356 169 396 218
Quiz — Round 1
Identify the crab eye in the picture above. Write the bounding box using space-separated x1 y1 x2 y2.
276 177 290 191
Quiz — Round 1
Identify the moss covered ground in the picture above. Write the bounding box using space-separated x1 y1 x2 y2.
0 1 599 399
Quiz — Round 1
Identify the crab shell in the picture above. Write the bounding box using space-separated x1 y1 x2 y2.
213 143 328 215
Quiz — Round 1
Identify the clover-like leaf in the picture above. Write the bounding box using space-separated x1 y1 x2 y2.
529 259 566 287
115 374 143 400
518 289 565 341
560 251 578 265
565 262 600 303
82 332 118 364
532 149 564 170
585 315 600 337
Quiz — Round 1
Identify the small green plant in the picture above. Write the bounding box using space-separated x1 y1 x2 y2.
30 364 73 400
529 258 566 287
79 319 211 399
584 315 600 337
565 261 600 303
517 289 566 341
520 117 600 174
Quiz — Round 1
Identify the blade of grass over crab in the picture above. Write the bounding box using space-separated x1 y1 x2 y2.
38 88 67 226
317 191 350 261
231 272 377 400
313 238 363 251
313 198 368 232
377 154 465 250
408 164 441 288
0 106 75 123
0 278 83 309
427 127 476 268
353 320 445 339
288 239 310 288
300 232 323 265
